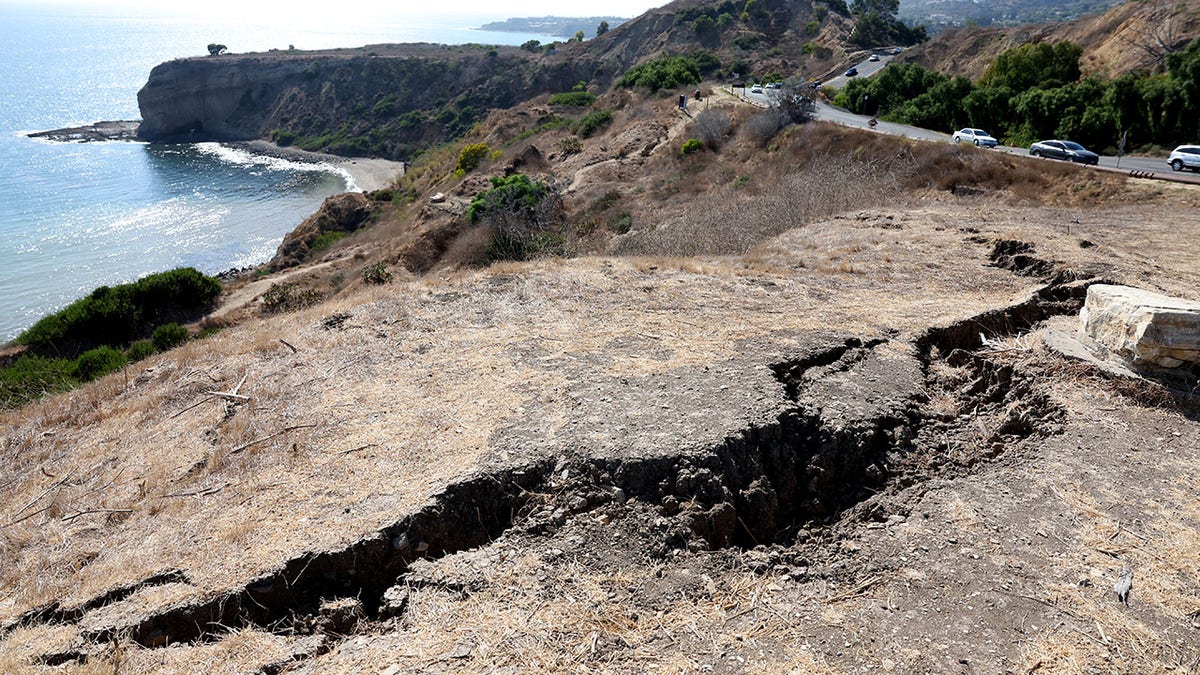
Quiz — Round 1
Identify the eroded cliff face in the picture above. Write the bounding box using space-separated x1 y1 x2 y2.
136 47 597 159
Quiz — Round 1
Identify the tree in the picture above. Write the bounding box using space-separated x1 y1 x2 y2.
573 30 586 42
521 39 541 52
768 82 817 124
207 43 227 56
596 20 610 37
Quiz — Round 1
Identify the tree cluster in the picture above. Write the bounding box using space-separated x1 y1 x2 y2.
848 0 926 47
834 38 1200 151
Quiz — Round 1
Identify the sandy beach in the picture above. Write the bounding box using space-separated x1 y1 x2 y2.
234 139 406 192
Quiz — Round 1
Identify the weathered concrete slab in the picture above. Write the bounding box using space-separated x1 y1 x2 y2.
1079 284 1200 369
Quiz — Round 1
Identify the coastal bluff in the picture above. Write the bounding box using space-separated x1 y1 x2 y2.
135 46 599 159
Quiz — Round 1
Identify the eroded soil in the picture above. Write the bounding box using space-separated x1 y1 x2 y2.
2 200 1200 673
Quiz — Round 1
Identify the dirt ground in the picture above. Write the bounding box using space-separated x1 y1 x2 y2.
2 188 1199 673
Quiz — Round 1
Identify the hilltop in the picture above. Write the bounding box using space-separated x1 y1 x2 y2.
4 0 1200 672
906 0 1200 78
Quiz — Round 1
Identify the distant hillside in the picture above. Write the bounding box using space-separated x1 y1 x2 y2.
479 16 629 39
904 0 1200 78
899 0 1123 28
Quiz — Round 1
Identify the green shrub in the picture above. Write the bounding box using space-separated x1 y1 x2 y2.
467 174 566 261
617 52 720 91
559 137 583 155
574 110 613 138
612 212 633 234
0 355 76 408
681 138 703 156
309 231 349 254
151 323 190 352
126 340 156 361
72 346 127 382
549 91 597 107
272 129 298 146
454 142 491 176
17 268 221 355
521 39 541 52
361 262 393 285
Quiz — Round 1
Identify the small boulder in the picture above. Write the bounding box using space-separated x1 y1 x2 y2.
1080 284 1200 369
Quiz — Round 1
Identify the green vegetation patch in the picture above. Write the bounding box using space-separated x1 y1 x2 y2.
833 38 1200 151
18 268 220 356
574 110 614 138
617 52 720 91
549 91 598 107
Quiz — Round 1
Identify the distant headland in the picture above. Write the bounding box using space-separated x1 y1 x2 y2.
477 16 628 38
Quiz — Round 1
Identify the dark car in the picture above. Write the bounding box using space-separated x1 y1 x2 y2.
1029 140 1099 165
845 67 858 77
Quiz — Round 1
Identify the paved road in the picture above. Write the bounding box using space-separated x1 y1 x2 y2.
735 51 1199 184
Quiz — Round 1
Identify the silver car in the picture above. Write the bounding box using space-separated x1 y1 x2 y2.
1168 145 1200 172
952 128 998 147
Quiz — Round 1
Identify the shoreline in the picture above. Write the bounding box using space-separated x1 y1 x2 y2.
26 122 406 193
227 140 406 193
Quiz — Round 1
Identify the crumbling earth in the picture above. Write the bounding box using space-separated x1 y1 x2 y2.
2 199 1200 673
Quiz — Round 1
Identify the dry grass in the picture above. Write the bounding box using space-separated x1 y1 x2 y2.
298 550 839 674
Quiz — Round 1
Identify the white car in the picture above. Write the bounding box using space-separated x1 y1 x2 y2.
1168 145 1200 172
952 128 999 148
750 86 763 94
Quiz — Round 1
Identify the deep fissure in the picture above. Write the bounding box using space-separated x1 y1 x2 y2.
18 277 1100 665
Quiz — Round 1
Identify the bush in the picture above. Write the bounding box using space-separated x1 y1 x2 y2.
361 262 393 284
467 174 566 261
454 143 491 176
309 231 349 254
681 138 703 156
521 39 541 52
693 109 732 149
574 110 613 138
126 340 156 361
0 355 76 408
73 346 127 382
17 268 221 356
617 52 720 91
559 137 583 155
151 323 190 352
742 108 790 146
549 91 597 107
262 283 322 314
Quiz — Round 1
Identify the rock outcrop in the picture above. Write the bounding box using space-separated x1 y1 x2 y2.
136 48 596 159
271 192 375 269
1079 284 1200 369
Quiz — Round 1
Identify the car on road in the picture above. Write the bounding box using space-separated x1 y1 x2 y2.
750 86 763 94
952 128 999 148
1029 139 1099 165
868 54 880 62
845 67 858 77
1168 145 1200 172
891 47 903 55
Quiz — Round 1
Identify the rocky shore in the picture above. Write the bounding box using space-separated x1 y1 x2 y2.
27 120 140 143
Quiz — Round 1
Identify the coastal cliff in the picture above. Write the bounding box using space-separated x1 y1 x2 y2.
137 46 599 159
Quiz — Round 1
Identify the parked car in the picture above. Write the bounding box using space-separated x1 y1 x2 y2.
845 67 858 77
952 128 999 148
891 47 903 55
1168 145 1200 172
868 54 880 62
750 86 763 94
1029 140 1099 165
766 82 782 89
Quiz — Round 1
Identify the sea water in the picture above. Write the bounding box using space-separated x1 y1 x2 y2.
0 4 557 340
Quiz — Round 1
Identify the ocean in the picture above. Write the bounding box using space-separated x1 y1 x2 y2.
0 4 559 341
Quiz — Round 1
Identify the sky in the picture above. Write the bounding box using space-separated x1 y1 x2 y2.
0 0 667 20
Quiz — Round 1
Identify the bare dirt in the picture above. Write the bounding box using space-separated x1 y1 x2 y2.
3 192 1200 673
